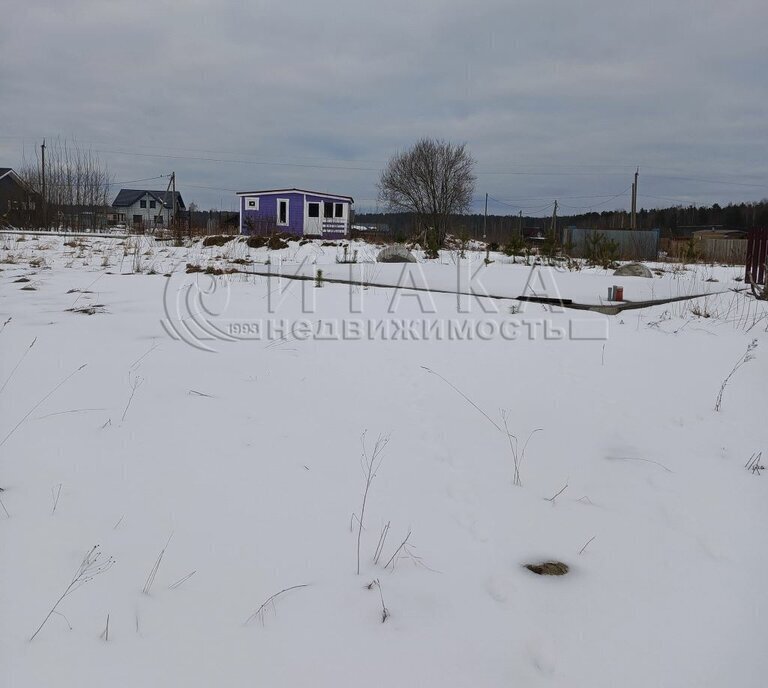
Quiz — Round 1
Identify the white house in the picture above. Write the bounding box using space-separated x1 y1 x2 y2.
111 188 185 230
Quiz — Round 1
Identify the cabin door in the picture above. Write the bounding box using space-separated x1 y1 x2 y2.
304 200 323 236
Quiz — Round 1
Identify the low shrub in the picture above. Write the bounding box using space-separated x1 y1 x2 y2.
267 236 289 250
245 235 267 249
202 235 235 247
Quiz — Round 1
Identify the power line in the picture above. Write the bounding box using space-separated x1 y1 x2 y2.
480 170 628 177
5 133 768 184
488 184 633 213
6 135 766 190
557 185 633 211
639 192 705 206
479 170 767 187
112 174 171 186
43 175 170 189
486 195 555 212
92 148 382 172
0 134 389 166
183 183 239 193
639 168 767 188
489 192 630 203
0 135 768 188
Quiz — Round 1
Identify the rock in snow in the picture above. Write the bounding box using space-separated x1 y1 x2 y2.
613 262 654 278
377 244 417 263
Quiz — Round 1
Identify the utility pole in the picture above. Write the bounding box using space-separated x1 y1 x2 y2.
483 192 488 241
41 139 46 230
171 171 177 227
550 200 558 241
159 172 174 237
630 167 639 230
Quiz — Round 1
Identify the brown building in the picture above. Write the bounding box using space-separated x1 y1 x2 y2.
0 168 38 228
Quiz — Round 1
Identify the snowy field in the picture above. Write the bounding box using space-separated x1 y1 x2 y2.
1 232 767 687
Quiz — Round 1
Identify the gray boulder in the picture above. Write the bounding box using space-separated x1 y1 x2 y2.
377 245 416 263
613 262 653 278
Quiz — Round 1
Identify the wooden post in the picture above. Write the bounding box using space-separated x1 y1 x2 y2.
41 139 46 230
630 167 638 230
550 200 558 240
171 171 177 231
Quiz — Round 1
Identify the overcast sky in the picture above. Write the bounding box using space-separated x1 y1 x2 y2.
1 0 766 214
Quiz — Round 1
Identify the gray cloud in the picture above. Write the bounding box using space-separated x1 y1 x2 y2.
1 0 766 213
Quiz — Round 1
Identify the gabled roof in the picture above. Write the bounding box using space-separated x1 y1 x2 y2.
0 167 23 184
112 188 186 209
0 167 31 191
236 187 353 202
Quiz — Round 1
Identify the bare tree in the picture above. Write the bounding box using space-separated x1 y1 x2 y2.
378 138 476 251
18 138 113 231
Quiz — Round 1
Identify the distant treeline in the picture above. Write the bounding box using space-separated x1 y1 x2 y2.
357 200 768 244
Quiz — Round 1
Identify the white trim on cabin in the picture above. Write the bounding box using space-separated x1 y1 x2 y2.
235 188 353 203
276 198 290 226
303 194 322 236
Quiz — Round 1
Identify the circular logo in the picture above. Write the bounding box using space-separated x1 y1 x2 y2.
161 266 235 353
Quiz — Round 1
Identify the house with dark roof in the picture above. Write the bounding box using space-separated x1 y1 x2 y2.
237 188 353 238
0 167 38 228
111 188 185 230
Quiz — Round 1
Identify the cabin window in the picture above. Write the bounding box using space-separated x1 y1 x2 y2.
308 202 320 218
245 197 259 210
334 203 344 218
150 200 156 209
277 199 289 225
140 200 147 208
323 201 334 218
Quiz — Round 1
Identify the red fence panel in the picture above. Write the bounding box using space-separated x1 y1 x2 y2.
745 228 768 285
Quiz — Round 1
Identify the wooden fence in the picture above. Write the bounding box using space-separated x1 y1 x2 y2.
745 227 767 285
696 238 748 264
659 237 748 264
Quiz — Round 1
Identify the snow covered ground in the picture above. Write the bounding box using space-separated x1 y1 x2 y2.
1 232 766 687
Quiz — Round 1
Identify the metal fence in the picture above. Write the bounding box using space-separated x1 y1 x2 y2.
565 227 660 261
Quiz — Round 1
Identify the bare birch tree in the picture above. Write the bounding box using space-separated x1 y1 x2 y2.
378 138 476 251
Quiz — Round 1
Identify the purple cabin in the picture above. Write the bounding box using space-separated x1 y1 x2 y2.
237 188 354 238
